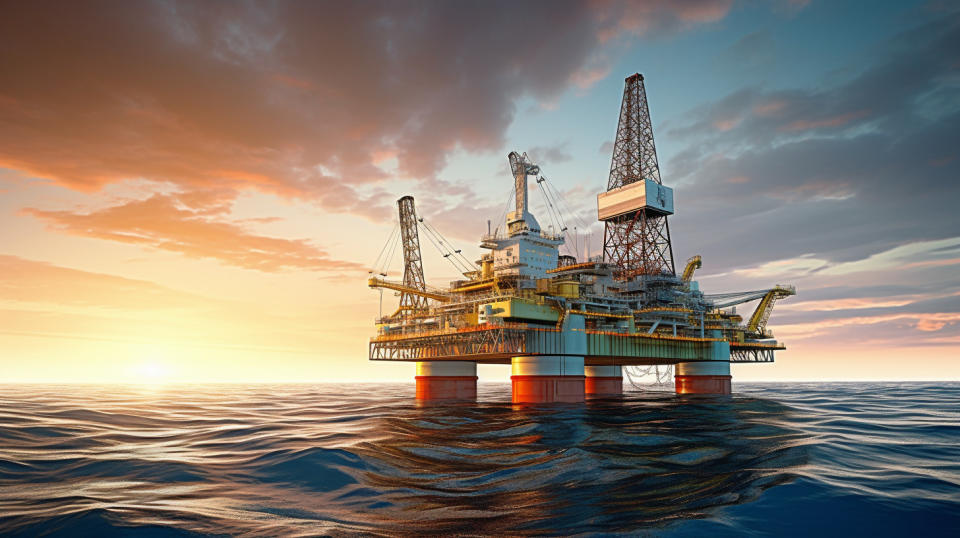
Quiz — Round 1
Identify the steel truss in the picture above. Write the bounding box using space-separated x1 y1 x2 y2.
730 347 776 363
369 324 770 364
397 196 427 312
370 326 527 362
602 73 675 278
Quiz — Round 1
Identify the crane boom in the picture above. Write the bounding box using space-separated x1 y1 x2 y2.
397 196 428 313
367 277 451 303
747 285 796 334
681 255 701 282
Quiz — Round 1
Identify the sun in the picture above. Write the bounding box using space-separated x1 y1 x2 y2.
129 354 173 383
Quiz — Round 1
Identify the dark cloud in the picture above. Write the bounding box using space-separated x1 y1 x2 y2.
715 31 776 75
664 12 960 271
528 142 574 164
0 0 733 210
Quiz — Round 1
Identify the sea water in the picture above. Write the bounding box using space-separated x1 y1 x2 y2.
1 383 958 536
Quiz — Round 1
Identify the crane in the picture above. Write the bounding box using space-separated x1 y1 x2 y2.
705 285 796 336
681 255 701 282
366 277 451 303
368 196 453 317
508 151 540 220
746 285 796 335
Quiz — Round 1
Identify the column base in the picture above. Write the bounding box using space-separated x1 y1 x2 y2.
585 376 622 396
675 375 731 395
415 376 478 400
511 375 585 403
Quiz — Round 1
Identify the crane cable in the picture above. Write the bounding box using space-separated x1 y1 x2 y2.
494 185 515 238
370 223 399 276
534 176 566 238
538 176 572 258
382 225 403 277
423 219 474 274
537 173 597 260
544 176 595 260
418 218 474 275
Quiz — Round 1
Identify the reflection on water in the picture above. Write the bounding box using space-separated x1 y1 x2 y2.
0 383 957 536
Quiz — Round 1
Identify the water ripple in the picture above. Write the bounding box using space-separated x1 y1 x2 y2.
0 382 958 536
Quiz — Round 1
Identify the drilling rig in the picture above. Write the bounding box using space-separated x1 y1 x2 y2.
368 73 795 403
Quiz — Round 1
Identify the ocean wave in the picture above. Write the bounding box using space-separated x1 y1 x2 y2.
0 383 957 536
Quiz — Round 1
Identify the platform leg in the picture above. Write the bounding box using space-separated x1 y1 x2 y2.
511 356 585 403
415 361 477 400
674 361 731 395
585 365 622 396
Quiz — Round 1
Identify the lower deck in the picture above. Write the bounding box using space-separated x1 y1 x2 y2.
369 322 783 364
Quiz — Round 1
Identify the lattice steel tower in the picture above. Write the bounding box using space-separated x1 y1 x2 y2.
600 73 676 279
397 196 428 313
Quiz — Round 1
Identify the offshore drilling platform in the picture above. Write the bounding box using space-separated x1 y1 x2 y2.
368 74 795 403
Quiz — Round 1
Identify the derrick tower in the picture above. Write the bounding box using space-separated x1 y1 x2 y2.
397 196 427 313
600 73 675 279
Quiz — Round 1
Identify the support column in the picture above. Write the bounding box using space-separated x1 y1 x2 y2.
675 360 731 394
511 313 586 403
676 338 732 395
511 356 585 403
415 361 477 400
585 365 622 396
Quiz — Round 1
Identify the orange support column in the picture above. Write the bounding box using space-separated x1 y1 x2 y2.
585 365 622 397
674 361 731 395
511 313 587 404
511 357 585 404
415 361 477 400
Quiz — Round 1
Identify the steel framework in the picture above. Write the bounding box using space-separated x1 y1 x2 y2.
369 324 782 364
397 196 427 312
730 347 777 363
602 73 675 279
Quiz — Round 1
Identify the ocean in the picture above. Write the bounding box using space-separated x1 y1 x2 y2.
1 383 958 536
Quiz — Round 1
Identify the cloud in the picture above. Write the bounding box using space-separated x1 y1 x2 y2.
666 12 960 274
595 0 733 42
23 190 365 273
725 238 960 280
528 142 574 164
775 312 960 342
0 0 733 209
715 31 777 76
0 254 212 311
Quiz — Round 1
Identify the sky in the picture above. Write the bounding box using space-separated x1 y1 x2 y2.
1 0 958 383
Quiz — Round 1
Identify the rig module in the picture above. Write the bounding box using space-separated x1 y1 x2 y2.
368 73 795 403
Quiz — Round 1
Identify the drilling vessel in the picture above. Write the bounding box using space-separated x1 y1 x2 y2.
368 73 795 403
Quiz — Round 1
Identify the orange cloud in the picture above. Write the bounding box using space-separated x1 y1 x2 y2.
1 1 728 204
777 312 960 340
594 0 733 42
23 192 365 273
753 99 788 116
781 110 871 131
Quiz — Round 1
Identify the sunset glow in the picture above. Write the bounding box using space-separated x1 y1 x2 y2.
2 1 958 383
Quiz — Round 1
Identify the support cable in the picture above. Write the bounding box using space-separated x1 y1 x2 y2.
494 185 515 238
534 176 564 238
370 223 399 275
382 224 403 277
419 219 474 274
418 220 474 275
